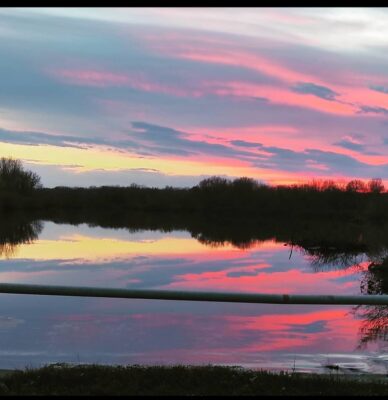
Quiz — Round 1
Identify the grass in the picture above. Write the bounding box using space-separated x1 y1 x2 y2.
0 364 387 396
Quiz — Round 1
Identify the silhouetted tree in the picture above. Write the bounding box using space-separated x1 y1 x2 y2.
321 179 339 191
0 158 41 193
198 177 230 190
231 177 259 190
306 179 341 192
368 178 384 194
346 179 367 193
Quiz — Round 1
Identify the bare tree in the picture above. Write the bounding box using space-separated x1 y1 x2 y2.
368 178 385 194
346 179 367 193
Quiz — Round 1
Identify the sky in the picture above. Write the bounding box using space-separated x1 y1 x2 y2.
1 7 388 187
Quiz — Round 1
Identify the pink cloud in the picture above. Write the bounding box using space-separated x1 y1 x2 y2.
179 124 388 168
50 68 202 97
137 31 388 120
137 31 324 85
54 67 356 117
203 80 356 115
176 49 320 84
52 69 131 87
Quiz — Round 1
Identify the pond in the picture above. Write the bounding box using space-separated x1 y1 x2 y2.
0 218 387 374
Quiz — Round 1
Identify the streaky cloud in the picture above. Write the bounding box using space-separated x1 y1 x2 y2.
333 138 365 152
230 140 263 148
0 127 140 151
130 121 257 160
369 84 388 94
358 105 388 115
291 82 338 101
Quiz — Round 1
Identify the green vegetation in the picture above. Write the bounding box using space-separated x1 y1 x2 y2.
0 364 387 396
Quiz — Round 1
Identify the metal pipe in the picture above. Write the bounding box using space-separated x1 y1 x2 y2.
0 283 388 305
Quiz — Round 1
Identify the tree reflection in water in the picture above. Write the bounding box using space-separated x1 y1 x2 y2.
355 258 388 349
298 242 388 350
0 216 43 258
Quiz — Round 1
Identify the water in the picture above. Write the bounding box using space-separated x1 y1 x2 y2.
0 219 387 374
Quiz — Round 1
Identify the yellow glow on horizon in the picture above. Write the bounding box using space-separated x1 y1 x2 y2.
0 141 300 184
2 140 381 187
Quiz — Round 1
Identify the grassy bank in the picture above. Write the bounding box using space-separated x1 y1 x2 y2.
0 364 387 396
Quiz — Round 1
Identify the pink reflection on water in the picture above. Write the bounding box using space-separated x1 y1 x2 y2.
164 265 362 295
47 304 364 367
0 223 379 369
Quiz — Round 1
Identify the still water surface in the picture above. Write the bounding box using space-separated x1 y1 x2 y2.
0 221 387 374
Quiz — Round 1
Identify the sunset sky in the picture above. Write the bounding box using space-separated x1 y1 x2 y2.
1 7 388 187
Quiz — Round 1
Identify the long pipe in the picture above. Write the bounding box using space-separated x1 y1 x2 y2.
0 283 388 305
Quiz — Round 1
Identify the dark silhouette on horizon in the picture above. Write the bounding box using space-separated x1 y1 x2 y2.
0 158 387 225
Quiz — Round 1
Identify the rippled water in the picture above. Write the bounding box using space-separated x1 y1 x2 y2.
0 220 387 374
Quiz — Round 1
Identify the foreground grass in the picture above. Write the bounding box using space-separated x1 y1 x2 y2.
0 364 387 396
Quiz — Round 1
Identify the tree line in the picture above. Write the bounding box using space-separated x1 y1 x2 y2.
0 157 387 220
